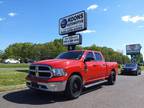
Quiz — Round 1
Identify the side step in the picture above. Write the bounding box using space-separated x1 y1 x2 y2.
84 80 107 88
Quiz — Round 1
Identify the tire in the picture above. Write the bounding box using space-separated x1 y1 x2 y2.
135 71 138 76
65 75 83 99
121 72 124 75
139 70 141 75
107 71 116 85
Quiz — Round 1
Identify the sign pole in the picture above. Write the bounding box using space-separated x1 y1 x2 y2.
131 54 136 64
68 45 76 51
67 32 76 51
126 44 142 64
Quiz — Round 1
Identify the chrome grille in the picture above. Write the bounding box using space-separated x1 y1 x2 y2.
29 65 53 78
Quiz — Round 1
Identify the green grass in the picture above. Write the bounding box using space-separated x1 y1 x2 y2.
0 63 29 68
0 69 28 92
141 66 144 71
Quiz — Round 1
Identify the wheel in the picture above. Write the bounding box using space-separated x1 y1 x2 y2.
65 75 83 99
107 71 116 85
139 70 141 75
121 72 124 75
135 71 138 76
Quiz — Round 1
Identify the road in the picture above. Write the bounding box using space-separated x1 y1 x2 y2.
0 74 144 108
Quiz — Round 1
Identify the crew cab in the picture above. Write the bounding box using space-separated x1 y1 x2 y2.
26 50 118 99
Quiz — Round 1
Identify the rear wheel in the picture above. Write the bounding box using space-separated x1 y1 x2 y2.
107 71 116 85
65 75 83 99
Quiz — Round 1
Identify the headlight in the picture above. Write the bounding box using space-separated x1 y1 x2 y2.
52 68 67 77
132 68 137 71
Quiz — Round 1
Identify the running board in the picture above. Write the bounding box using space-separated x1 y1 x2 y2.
84 80 107 88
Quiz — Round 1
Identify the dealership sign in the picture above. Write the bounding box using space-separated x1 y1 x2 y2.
63 34 82 46
126 44 142 55
59 11 87 35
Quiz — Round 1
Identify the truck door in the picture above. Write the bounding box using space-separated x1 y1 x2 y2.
94 52 107 79
84 52 98 83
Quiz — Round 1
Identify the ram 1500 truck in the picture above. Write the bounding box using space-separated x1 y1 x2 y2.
26 50 118 99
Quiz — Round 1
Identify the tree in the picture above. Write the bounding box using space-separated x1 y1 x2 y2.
0 50 4 62
4 43 33 62
82 44 130 64
135 53 143 64
2 39 131 64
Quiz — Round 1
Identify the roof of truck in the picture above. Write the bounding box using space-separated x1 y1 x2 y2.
68 50 101 53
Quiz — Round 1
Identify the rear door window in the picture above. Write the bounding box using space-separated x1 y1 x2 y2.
94 53 103 61
85 52 95 61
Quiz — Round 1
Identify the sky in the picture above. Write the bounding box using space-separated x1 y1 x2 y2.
0 0 144 55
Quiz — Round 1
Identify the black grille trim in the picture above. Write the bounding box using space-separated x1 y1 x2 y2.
29 65 53 78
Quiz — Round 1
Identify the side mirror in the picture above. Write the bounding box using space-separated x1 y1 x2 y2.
84 57 95 62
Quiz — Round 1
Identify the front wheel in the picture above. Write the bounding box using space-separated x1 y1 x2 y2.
107 71 116 85
138 69 141 75
65 75 83 99
135 71 138 76
139 71 141 75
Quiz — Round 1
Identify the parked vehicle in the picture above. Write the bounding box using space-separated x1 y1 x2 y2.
26 50 118 99
121 63 141 75
4 59 20 64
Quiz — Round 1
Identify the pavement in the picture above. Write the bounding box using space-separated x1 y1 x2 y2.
0 73 144 108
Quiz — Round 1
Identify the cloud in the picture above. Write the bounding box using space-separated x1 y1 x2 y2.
103 8 108 12
138 25 144 28
121 15 144 23
0 17 5 21
87 4 98 11
121 16 130 22
8 12 17 17
80 30 96 34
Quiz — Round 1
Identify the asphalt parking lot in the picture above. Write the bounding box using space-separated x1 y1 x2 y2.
0 73 144 108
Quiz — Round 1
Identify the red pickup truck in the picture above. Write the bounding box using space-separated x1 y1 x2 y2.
26 50 118 99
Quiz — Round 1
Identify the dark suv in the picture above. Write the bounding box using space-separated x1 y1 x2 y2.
121 64 141 75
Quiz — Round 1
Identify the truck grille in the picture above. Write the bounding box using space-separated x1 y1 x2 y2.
29 65 53 78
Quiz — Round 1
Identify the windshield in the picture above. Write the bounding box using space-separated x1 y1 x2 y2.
56 51 84 60
125 64 137 68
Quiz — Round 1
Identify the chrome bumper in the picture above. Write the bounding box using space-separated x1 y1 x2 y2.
26 80 67 92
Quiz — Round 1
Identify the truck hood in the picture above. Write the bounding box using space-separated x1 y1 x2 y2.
33 59 80 68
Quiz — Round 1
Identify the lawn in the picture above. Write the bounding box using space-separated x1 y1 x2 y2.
0 63 29 68
141 66 144 71
0 69 28 92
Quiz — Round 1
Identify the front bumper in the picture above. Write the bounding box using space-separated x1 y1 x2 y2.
121 70 137 75
26 80 67 92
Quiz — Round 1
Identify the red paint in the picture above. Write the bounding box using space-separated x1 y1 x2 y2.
26 50 118 85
